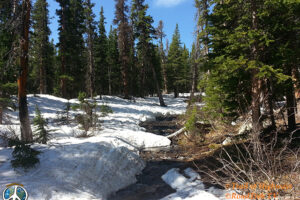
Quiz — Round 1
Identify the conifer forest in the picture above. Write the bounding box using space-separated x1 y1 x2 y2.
0 0 299 199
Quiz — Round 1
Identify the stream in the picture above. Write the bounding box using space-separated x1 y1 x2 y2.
109 115 189 200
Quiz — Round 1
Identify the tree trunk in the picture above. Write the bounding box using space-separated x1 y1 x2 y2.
250 0 262 136
190 62 198 101
174 87 178 98
150 63 166 107
108 65 112 95
286 67 296 130
266 79 276 129
122 58 129 99
18 0 33 142
292 65 299 112
60 3 67 98
0 106 3 124
39 58 46 94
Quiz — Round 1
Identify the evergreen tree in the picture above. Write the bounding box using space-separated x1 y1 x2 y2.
106 26 121 95
56 0 86 98
114 0 131 99
199 0 298 133
131 0 166 106
18 0 33 142
33 105 50 144
83 0 97 98
31 0 53 94
167 24 184 98
0 0 17 124
156 20 168 94
181 45 190 92
94 7 108 96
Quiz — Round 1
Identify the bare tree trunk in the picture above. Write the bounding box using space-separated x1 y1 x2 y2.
190 62 198 101
18 0 33 142
150 63 166 107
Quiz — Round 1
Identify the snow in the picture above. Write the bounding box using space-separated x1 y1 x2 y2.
161 168 234 200
0 94 187 199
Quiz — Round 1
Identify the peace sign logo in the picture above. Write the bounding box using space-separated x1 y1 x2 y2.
2 183 28 200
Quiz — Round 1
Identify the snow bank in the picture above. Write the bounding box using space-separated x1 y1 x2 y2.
0 94 187 199
161 168 226 200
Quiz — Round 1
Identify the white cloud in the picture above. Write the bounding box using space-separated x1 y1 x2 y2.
154 0 187 7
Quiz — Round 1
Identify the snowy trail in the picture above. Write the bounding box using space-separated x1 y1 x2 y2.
0 94 187 199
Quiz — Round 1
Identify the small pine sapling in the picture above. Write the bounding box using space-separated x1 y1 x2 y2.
33 105 51 144
74 92 100 136
11 140 40 169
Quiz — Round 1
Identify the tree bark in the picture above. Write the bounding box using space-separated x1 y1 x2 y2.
265 79 276 129
150 63 166 107
0 106 3 124
39 57 46 94
250 0 262 135
286 67 296 130
18 0 33 142
60 3 67 98
86 0 95 98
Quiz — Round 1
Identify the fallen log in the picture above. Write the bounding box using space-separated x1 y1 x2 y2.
166 127 186 139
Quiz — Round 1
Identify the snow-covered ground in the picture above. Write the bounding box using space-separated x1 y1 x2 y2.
0 94 187 199
0 94 231 200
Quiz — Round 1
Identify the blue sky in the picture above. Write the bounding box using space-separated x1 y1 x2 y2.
47 0 197 50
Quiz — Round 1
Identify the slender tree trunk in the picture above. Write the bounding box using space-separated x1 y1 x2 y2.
266 79 276 129
161 60 168 94
150 63 166 107
250 0 262 135
18 0 33 142
140 63 145 98
292 66 299 113
39 58 46 94
60 4 67 98
286 67 296 130
108 65 112 95
0 106 3 124
122 58 129 99
190 62 198 101
174 87 178 98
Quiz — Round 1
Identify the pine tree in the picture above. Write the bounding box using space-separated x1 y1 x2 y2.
33 105 49 144
0 1 17 124
83 0 97 98
167 24 183 98
131 0 166 106
94 7 108 96
106 26 121 95
156 20 168 94
18 0 33 142
56 0 86 98
31 0 52 94
114 0 131 99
